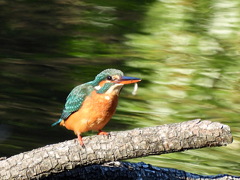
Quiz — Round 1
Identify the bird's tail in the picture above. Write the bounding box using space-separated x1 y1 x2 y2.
51 119 62 127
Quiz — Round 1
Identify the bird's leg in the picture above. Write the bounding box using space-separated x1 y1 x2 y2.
77 134 85 147
98 130 110 137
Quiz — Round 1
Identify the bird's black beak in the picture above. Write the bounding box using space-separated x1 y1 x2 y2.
117 76 141 84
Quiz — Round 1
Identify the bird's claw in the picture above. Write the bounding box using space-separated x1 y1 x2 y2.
77 134 85 147
98 130 111 138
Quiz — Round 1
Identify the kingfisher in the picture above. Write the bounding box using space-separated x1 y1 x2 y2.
52 69 141 146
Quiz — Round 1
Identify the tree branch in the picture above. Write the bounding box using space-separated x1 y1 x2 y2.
0 119 233 179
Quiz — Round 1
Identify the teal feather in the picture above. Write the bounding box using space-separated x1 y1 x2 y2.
97 83 113 94
51 83 93 126
51 119 62 127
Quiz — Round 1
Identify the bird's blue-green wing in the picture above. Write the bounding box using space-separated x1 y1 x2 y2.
52 83 93 126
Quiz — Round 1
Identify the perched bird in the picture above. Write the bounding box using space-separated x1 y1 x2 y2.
52 69 141 146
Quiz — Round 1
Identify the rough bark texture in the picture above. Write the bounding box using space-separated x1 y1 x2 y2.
0 119 233 179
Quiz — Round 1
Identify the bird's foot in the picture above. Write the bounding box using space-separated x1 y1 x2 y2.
98 130 111 137
77 134 85 147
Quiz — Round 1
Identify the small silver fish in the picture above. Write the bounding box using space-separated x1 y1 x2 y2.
132 83 139 95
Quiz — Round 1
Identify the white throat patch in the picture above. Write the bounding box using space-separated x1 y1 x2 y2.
105 83 124 95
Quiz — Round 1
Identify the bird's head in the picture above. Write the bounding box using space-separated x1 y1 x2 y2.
92 69 141 94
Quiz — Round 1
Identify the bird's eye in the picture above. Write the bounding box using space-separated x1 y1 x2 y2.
107 76 112 80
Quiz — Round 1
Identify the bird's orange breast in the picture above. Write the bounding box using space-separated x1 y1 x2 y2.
61 90 119 135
